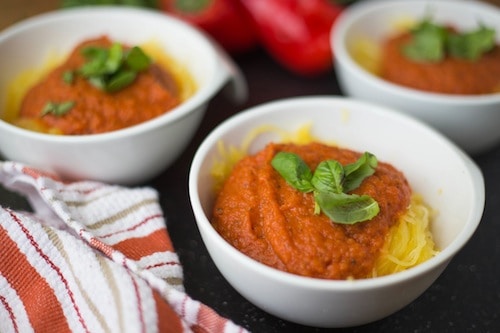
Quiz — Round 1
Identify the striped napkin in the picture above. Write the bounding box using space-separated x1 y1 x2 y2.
0 161 247 333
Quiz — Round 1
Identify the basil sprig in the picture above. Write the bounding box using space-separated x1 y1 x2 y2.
403 18 495 62
271 151 380 225
64 42 152 93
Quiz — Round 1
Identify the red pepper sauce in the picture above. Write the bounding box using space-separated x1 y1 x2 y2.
18 36 181 135
380 32 500 95
212 142 411 280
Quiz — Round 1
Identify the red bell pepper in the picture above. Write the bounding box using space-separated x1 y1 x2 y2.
238 0 344 76
159 0 259 54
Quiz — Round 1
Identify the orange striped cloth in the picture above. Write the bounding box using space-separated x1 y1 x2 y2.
0 162 247 333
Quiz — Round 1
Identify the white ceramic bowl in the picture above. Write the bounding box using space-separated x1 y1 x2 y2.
0 6 245 184
189 96 485 328
331 0 500 154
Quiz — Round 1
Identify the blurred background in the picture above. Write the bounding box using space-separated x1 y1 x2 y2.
2 0 499 34
0 0 500 40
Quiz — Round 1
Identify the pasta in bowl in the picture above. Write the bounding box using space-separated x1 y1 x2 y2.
188 96 484 327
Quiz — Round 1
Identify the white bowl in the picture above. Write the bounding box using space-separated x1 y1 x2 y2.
331 0 500 154
0 7 246 184
188 96 484 327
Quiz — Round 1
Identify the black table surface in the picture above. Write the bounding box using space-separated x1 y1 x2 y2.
1 47 499 333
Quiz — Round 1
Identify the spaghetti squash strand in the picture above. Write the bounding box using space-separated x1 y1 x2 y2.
373 195 439 276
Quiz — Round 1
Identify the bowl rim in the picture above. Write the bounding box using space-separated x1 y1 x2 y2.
189 95 485 290
331 0 500 104
0 6 229 142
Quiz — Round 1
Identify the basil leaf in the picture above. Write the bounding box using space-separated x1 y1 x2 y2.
105 43 124 73
311 160 344 194
106 70 137 92
87 76 106 90
447 25 495 60
343 152 378 192
271 152 313 192
403 19 447 62
41 101 75 117
403 31 444 62
80 46 109 77
126 46 152 71
315 191 380 224
62 70 75 84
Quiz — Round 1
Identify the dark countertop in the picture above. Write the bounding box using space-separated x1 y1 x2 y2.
148 47 499 332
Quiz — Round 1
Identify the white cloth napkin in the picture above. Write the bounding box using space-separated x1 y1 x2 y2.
0 161 248 333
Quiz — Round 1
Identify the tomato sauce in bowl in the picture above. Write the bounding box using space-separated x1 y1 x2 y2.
212 142 412 280
11 36 186 135
380 32 500 95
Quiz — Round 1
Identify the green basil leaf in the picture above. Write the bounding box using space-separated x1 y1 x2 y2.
41 101 75 117
62 70 75 84
271 152 314 192
106 70 137 92
87 76 106 90
403 19 447 62
126 46 152 71
79 46 109 77
314 191 380 224
311 160 344 194
403 30 445 62
447 25 495 60
105 42 124 73
343 152 378 192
